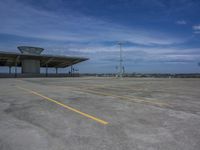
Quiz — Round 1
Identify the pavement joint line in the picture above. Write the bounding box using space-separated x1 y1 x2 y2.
16 86 109 125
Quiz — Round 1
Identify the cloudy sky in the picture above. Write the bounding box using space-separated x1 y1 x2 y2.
0 0 200 73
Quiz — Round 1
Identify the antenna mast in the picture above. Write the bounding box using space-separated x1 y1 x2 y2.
118 42 123 78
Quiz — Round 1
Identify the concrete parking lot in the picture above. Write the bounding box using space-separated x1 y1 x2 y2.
0 77 200 150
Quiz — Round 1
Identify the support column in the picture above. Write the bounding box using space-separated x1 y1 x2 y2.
9 66 11 74
56 67 58 74
15 64 17 77
46 64 48 77
71 65 73 77
15 56 19 78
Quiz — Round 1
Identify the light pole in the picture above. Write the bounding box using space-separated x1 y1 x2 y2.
118 42 123 78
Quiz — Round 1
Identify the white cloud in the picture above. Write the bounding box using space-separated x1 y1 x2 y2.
0 0 185 46
0 0 199 73
48 43 200 63
176 20 187 25
193 24 200 34
193 25 200 30
194 31 200 34
0 0 198 66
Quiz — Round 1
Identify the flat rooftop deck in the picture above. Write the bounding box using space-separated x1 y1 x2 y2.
0 77 200 150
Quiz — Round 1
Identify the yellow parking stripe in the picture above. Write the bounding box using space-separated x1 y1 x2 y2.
16 86 108 125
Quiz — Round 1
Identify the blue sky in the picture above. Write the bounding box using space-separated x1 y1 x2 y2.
0 0 200 73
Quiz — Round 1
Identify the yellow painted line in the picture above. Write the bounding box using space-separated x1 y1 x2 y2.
16 86 108 125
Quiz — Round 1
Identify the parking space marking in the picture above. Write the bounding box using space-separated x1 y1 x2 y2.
57 86 169 107
16 86 109 125
79 88 168 107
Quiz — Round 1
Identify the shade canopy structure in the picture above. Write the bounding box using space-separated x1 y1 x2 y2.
0 46 88 76
17 46 44 55
0 51 88 68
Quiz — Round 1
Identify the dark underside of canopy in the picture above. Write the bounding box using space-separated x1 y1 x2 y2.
0 51 88 68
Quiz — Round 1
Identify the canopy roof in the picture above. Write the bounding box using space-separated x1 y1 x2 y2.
17 46 44 55
0 51 88 68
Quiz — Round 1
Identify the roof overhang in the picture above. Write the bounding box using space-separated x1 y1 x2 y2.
0 51 88 68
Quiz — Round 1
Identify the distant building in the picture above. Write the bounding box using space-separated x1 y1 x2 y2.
0 46 88 77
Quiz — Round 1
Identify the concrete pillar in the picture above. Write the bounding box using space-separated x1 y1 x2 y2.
9 66 11 74
14 56 20 77
46 64 48 77
71 65 73 76
15 63 17 78
21 59 40 74
56 68 58 74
